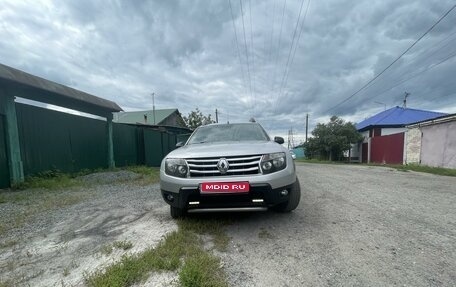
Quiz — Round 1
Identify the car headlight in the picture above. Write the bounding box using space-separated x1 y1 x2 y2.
165 158 188 178
260 152 286 174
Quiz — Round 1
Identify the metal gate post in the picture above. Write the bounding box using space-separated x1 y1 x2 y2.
106 113 115 169
0 93 24 185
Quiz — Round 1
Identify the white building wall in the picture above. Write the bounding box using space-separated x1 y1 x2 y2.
381 127 407 136
405 128 421 164
421 121 456 169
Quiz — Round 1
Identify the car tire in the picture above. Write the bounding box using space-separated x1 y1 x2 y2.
271 179 301 212
170 206 186 219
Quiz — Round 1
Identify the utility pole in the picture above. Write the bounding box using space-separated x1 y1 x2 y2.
287 129 291 150
215 109 218 123
152 93 156 124
305 113 309 143
403 92 410 108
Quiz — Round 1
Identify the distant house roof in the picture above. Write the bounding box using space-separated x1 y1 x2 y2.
356 106 447 131
406 113 456 128
0 63 122 117
114 108 180 125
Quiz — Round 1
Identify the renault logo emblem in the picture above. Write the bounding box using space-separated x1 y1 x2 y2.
217 158 229 174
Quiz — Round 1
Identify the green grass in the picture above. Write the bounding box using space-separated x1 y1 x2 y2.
0 188 91 237
86 218 230 287
370 163 456 177
100 244 114 256
178 218 231 252
13 173 80 190
101 240 134 255
297 159 456 177
121 166 160 185
113 240 133 251
0 165 159 238
295 158 344 164
5 165 159 191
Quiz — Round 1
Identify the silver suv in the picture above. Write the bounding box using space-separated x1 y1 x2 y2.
160 123 300 218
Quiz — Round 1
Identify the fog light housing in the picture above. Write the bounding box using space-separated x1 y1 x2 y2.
166 194 174 202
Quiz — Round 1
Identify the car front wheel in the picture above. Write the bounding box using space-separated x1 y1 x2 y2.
271 179 301 212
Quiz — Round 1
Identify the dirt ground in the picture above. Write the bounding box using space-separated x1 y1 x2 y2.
0 172 177 287
219 163 456 286
1 164 456 286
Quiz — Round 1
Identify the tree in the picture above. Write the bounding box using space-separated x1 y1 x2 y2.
183 108 215 130
304 116 362 161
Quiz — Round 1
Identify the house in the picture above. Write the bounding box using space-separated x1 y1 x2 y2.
405 114 456 169
356 106 447 164
114 109 187 128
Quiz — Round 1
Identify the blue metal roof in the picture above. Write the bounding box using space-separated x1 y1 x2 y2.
356 106 447 131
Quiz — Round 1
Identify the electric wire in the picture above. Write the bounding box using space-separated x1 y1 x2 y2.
239 0 253 108
271 0 288 94
228 0 248 102
362 29 456 96
272 0 307 112
280 0 311 102
248 0 256 116
366 49 456 103
324 3 456 114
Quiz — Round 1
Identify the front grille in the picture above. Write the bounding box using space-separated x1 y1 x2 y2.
187 155 262 177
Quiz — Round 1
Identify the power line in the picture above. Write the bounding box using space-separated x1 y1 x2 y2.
272 0 307 111
248 0 256 116
366 49 456 102
280 0 311 101
270 0 288 94
266 0 278 92
358 29 456 98
324 3 456 114
228 0 248 100
239 0 253 107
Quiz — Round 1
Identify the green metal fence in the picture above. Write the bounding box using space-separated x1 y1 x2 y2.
0 103 189 185
144 130 179 167
0 115 10 188
16 104 108 175
113 123 140 167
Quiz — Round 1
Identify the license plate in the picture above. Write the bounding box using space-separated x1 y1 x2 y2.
200 182 250 194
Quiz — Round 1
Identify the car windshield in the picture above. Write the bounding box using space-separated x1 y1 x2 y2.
187 123 269 144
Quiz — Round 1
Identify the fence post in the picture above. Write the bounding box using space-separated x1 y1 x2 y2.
0 93 24 185
106 113 115 168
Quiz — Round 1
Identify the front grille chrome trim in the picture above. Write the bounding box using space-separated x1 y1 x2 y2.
187 155 262 177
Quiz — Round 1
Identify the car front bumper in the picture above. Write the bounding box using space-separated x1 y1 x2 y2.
160 163 296 210
161 182 295 210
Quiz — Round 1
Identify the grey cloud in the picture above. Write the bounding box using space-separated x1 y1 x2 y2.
0 0 455 137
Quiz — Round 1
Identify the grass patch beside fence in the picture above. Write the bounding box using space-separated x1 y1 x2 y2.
296 159 344 164
371 163 456 177
0 165 160 237
297 159 456 177
122 166 160 185
86 218 230 287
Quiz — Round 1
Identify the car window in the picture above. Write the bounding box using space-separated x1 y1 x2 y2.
187 124 269 144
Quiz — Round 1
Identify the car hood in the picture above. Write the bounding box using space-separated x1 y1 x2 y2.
166 141 286 159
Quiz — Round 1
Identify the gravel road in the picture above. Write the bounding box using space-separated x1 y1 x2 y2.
219 163 456 287
1 164 455 287
0 171 177 287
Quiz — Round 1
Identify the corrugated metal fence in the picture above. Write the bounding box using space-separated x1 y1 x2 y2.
0 115 9 188
0 103 190 188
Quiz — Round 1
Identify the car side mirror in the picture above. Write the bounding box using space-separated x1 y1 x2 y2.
176 141 184 148
274 136 284 144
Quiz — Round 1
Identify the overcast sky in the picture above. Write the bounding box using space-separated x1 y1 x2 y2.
1 0 455 143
